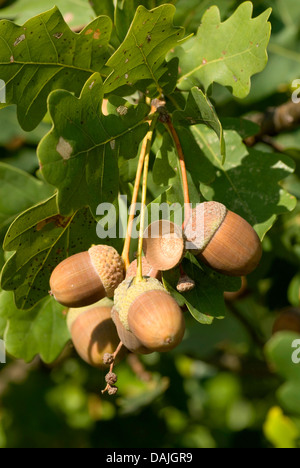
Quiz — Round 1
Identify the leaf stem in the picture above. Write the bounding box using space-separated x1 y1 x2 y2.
122 107 157 270
164 119 191 228
136 115 158 282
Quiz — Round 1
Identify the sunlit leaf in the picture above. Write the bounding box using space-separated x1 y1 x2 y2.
173 87 225 162
171 2 271 98
1 195 102 309
0 7 112 130
38 73 149 215
163 254 241 325
0 290 69 363
0 0 96 28
194 126 296 239
0 163 53 236
104 4 186 96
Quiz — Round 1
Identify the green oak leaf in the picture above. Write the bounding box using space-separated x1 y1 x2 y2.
173 87 226 162
149 128 216 226
89 0 115 21
0 289 9 336
177 309 250 360
0 289 69 363
171 1 271 98
221 117 260 140
163 254 241 325
0 195 103 310
0 7 112 131
119 375 170 416
91 0 173 49
38 73 149 216
0 0 96 28
0 106 50 146
193 126 296 239
174 0 236 35
152 129 215 204
104 4 186 95
242 0 300 103
268 203 300 267
114 0 177 42
0 163 53 236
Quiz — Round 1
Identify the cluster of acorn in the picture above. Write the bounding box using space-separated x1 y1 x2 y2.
50 202 262 394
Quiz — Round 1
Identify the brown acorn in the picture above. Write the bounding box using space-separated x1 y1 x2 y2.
143 220 185 271
114 277 185 352
184 202 262 277
50 245 125 308
67 299 126 368
126 257 161 280
272 308 300 335
111 307 152 355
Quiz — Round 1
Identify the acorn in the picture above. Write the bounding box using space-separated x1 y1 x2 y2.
50 245 125 308
272 308 300 335
67 299 126 368
111 307 152 355
143 220 185 271
184 202 262 277
114 277 185 352
126 257 161 281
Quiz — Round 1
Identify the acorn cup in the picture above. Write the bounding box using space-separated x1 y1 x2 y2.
50 245 125 308
67 299 126 368
114 277 185 353
184 202 262 277
126 257 161 281
143 220 185 271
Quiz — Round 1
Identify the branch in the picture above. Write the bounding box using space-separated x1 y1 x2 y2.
245 100 300 147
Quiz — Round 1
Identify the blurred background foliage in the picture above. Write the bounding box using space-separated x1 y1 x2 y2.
0 0 299 448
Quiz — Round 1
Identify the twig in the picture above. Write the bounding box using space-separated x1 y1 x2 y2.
245 100 300 147
101 341 124 395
